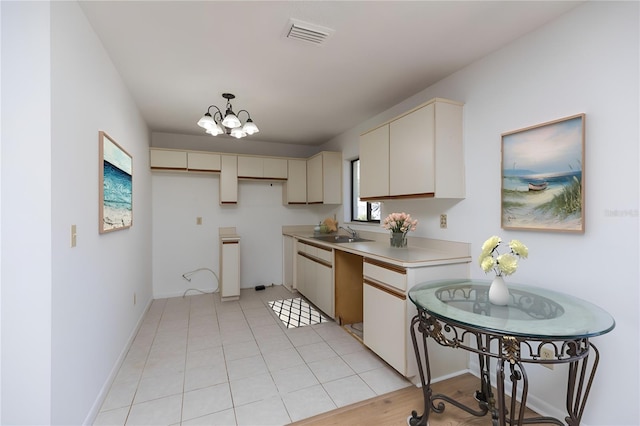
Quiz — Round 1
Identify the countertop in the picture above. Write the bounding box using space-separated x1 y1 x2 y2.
283 226 471 268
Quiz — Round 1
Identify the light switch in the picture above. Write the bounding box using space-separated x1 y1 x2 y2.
71 224 77 247
196 217 203 225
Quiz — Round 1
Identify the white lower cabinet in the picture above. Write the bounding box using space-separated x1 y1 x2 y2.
219 227 240 301
362 258 470 380
363 281 406 374
295 241 334 318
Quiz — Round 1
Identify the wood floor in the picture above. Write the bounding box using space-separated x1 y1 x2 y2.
289 373 543 426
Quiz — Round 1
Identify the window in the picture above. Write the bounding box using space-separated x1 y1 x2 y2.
351 159 380 223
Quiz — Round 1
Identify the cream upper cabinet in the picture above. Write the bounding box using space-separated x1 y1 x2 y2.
263 158 288 179
220 155 238 204
238 156 288 179
307 151 342 204
150 148 187 170
359 125 390 199
237 156 263 178
359 98 465 200
187 151 221 171
390 103 436 196
283 159 307 204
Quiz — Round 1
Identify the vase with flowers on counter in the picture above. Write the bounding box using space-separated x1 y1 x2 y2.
478 235 528 305
382 212 418 248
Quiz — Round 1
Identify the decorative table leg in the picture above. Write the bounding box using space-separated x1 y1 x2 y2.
408 315 431 426
565 341 600 426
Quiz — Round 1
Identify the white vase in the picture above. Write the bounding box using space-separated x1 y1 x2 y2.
489 275 510 305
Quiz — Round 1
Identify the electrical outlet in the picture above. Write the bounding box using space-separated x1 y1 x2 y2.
71 224 77 247
440 214 447 229
540 347 555 370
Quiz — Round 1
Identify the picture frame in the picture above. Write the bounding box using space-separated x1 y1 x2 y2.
99 131 133 233
501 114 585 233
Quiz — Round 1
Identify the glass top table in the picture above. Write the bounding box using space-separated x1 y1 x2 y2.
407 279 615 426
408 279 615 340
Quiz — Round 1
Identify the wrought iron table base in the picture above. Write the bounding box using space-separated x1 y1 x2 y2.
408 311 601 426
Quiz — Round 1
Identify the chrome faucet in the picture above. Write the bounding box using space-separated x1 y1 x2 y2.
339 226 358 239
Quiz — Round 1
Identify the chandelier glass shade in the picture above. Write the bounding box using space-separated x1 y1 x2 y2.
197 93 259 139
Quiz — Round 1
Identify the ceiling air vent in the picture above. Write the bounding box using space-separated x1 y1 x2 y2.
286 19 334 46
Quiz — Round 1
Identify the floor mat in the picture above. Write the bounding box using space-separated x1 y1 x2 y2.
268 297 329 328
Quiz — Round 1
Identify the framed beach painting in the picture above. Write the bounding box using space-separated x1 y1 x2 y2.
99 131 133 233
501 114 585 233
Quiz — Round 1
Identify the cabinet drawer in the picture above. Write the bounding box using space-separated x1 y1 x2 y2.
297 241 333 265
315 245 333 264
363 260 406 292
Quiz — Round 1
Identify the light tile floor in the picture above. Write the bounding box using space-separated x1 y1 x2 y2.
94 286 411 425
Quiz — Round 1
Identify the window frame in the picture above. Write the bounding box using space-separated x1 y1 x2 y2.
350 158 380 224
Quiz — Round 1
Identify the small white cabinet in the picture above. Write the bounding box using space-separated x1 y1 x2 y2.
220 155 238 204
306 151 342 204
283 159 307 204
219 227 240 301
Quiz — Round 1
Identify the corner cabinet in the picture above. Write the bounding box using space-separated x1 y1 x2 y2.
359 98 465 201
306 151 342 204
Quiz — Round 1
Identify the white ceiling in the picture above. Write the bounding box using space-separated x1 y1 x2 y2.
79 1 581 146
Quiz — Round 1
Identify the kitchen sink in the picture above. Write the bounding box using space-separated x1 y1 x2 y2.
312 235 374 244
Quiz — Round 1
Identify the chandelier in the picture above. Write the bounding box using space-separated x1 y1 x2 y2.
197 93 259 139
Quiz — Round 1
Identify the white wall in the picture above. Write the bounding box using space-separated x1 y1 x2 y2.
152 172 338 297
49 2 154 424
324 2 639 425
2 1 153 424
1 2 53 424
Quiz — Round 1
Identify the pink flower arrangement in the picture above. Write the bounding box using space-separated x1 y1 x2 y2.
381 212 418 235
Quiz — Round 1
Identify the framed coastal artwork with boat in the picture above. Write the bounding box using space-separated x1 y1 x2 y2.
501 113 585 233
99 131 133 233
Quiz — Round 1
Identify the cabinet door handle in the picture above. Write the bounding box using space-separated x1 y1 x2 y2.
364 278 406 300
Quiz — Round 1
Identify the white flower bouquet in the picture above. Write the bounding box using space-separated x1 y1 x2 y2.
478 236 528 276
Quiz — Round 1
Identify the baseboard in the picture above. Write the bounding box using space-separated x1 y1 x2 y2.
82 297 153 425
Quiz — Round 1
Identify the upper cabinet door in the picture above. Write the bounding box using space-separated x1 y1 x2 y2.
150 148 187 170
284 159 307 204
220 155 238 204
237 156 264 178
359 124 390 200
390 103 435 196
263 158 288 179
187 152 221 171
